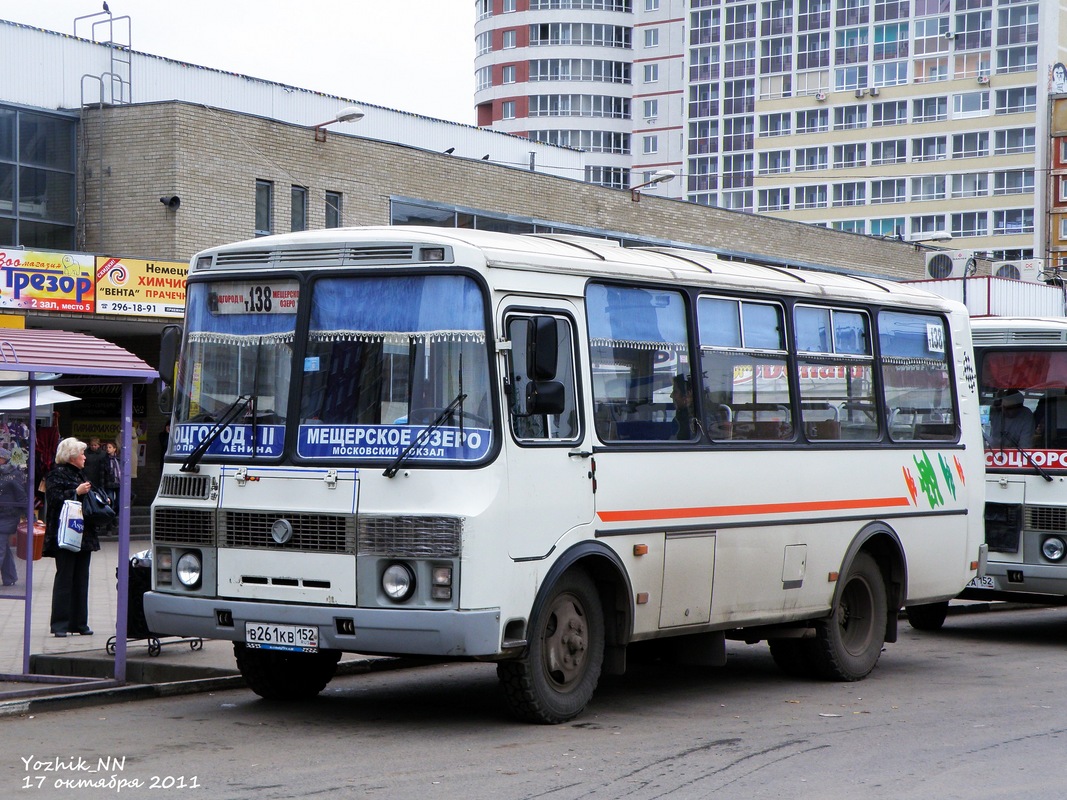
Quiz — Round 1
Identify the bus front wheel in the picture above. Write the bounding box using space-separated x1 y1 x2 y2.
233 643 341 701
808 552 887 681
497 570 605 724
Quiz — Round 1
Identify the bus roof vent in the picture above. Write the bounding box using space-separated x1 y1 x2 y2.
215 250 272 266
344 245 416 263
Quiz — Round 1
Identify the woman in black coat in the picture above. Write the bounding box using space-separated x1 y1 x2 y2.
44 437 97 637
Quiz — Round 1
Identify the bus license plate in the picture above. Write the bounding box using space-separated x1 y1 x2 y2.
967 576 996 589
245 622 318 653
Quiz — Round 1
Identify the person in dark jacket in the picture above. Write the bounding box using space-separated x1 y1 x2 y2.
44 437 97 637
100 440 122 536
83 436 106 487
0 447 28 586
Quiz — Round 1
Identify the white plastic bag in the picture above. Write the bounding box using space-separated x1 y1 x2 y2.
58 499 84 552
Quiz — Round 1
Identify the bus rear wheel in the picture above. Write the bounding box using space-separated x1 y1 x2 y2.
497 570 604 724
234 643 341 700
905 601 949 631
807 552 887 681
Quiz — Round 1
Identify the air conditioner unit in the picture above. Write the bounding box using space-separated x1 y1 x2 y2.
869 86 880 97
944 30 955 40
994 259 1045 282
925 250 971 280
977 75 990 85
855 88 866 99
815 91 827 102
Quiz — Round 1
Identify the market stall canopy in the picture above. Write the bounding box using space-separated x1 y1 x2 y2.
0 329 157 382
0 386 80 411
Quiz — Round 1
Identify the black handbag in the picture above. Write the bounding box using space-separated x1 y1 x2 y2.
82 484 117 522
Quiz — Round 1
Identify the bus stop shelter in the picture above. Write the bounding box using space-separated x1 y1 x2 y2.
0 329 158 690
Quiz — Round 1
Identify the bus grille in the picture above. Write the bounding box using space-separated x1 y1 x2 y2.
153 507 217 545
358 516 462 558
158 474 212 500
1027 505 1067 532
222 511 354 552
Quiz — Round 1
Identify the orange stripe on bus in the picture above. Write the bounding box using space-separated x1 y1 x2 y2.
596 496 913 523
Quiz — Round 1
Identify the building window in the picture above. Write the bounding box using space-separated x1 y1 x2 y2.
758 187 791 212
993 208 1034 236
504 0 517 11
871 179 905 204
503 65 517 84
951 211 988 238
796 108 828 134
502 100 516 120
912 96 947 123
643 134 659 154
952 131 989 159
912 136 947 162
994 127 1035 156
995 87 1036 114
992 170 1034 196
872 100 906 126
645 0 660 9
255 180 273 237
834 220 866 234
832 182 866 207
644 28 659 48
0 106 77 250
952 91 990 119
911 175 945 202
871 139 905 165
759 112 791 137
833 105 867 131
951 173 988 199
503 29 517 49
758 150 791 175
832 143 866 169
291 185 307 232
870 217 904 237
325 191 342 228
795 184 828 209
643 63 659 83
910 215 947 239
795 146 828 171
643 99 659 119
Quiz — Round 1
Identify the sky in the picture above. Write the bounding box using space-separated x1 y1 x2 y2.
0 0 477 125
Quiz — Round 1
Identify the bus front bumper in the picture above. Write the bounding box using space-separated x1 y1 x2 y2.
143 591 504 658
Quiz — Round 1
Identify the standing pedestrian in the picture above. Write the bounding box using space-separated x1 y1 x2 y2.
101 440 122 534
0 447 28 586
83 436 106 487
43 438 98 637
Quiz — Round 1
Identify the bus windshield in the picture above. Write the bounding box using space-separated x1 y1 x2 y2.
170 274 493 465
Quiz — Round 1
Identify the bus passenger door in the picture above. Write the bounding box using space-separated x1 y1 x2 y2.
502 307 594 559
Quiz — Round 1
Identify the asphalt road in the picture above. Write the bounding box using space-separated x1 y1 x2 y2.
4 604 1067 800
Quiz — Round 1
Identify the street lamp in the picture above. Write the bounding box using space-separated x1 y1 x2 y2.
630 169 676 202
312 105 365 142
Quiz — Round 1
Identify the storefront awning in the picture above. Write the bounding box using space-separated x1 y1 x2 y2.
0 386 80 411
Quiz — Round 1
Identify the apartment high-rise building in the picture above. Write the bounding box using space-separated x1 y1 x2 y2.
475 0 1062 266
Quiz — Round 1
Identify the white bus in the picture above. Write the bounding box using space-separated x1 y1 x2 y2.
921 316 1067 617
145 227 985 723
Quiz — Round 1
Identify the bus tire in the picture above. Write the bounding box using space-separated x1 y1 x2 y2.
905 601 950 631
233 643 341 701
808 552 887 681
768 639 815 678
497 570 604 724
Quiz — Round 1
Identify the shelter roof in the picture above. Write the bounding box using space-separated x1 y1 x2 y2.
0 330 158 382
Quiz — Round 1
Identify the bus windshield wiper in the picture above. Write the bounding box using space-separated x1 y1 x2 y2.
181 394 252 473
383 393 467 479
983 430 1053 483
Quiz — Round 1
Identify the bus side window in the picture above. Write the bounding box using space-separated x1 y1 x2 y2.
506 315 579 442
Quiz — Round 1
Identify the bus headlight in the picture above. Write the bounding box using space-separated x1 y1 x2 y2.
382 562 416 601
175 552 202 588
1042 537 1066 562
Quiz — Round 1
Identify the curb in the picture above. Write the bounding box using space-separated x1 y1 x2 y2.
0 656 434 717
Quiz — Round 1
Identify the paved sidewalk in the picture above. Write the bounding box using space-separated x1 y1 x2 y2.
0 537 409 713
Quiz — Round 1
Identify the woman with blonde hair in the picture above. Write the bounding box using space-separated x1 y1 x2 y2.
43 437 97 637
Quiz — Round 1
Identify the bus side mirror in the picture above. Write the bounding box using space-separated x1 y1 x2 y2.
158 324 182 414
527 316 558 381
526 379 565 416
159 325 182 388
